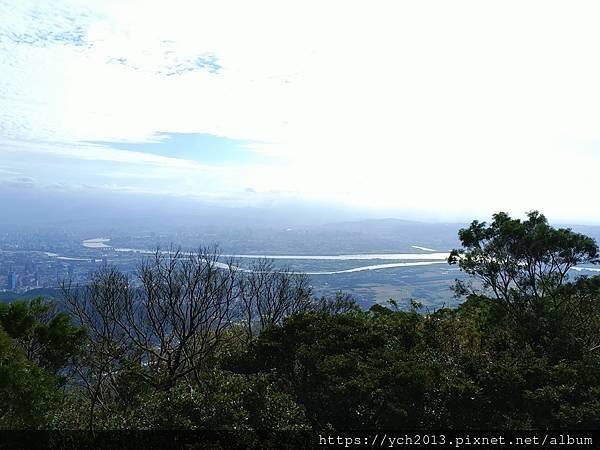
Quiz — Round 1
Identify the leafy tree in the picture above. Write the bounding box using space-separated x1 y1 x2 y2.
0 297 85 375
242 307 429 429
448 211 598 316
58 369 308 432
448 211 599 351
550 276 600 355
442 213 600 427
0 325 62 429
420 295 600 429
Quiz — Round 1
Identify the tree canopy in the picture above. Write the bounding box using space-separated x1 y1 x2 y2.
0 211 599 441
449 211 598 313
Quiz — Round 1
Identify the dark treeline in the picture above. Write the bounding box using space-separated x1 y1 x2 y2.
1 211 599 436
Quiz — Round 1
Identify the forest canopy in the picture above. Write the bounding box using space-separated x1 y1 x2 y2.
0 211 599 442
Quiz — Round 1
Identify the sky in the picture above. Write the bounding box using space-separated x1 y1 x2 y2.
1 0 599 224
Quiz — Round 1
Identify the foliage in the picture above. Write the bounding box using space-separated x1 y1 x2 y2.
1 211 600 432
0 325 62 429
242 307 429 429
0 297 85 376
449 211 598 314
59 369 308 432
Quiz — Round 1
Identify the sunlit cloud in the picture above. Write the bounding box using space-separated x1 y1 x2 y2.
1 0 600 222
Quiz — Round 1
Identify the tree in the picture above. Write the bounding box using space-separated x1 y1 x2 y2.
548 276 600 356
310 291 359 315
0 325 61 429
448 211 599 317
63 248 239 391
244 307 428 429
237 259 313 343
106 370 309 431
0 297 85 376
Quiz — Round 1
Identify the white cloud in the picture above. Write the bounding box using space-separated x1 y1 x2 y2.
0 138 224 170
1 0 600 222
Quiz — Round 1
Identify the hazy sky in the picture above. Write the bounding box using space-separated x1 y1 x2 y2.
1 0 599 223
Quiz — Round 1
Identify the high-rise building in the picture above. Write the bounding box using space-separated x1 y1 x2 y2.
7 271 17 290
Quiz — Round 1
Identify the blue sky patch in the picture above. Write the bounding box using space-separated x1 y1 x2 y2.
91 132 269 165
